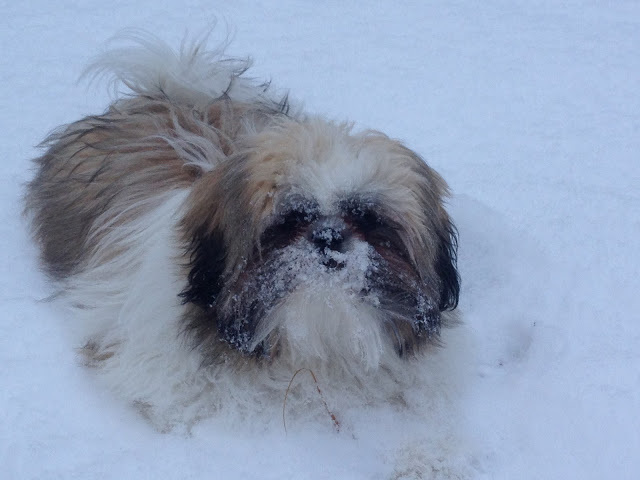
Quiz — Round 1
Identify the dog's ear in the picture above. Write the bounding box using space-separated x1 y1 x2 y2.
405 150 460 312
178 167 231 310
435 217 460 311
179 226 226 309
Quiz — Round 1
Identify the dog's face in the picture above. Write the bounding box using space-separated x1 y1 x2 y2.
180 117 459 365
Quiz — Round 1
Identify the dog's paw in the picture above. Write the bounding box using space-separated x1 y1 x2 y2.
390 439 479 480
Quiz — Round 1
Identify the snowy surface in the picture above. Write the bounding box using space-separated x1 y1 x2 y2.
2 1 639 478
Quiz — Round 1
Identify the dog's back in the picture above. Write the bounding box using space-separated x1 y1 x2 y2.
25 31 289 278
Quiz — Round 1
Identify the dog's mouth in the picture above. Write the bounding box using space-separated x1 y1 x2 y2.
318 246 348 270
322 257 344 269
213 239 372 353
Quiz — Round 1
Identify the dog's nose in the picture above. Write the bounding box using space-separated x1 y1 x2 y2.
311 226 345 252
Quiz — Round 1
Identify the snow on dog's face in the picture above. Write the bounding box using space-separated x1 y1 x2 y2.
180 117 459 368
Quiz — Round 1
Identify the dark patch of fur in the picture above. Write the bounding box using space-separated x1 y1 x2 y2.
179 227 273 357
365 253 442 356
179 228 227 309
435 219 460 311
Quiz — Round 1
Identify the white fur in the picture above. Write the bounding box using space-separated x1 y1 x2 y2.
251 239 390 372
61 191 205 418
85 29 285 108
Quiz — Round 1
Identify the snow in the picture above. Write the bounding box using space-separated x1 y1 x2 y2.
2 1 639 479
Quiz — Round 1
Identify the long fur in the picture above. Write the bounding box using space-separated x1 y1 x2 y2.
25 31 460 429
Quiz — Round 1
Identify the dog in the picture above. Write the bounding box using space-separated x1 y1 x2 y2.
25 32 460 428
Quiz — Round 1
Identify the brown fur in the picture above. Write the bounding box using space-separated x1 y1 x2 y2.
24 97 278 278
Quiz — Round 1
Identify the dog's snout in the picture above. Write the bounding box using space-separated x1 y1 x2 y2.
310 225 347 270
311 226 345 252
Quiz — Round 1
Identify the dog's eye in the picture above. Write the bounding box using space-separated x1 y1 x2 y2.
343 203 388 233
347 206 384 234
344 204 408 257
260 203 318 248
280 206 318 227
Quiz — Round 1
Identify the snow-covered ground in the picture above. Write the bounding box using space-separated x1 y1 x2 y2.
2 1 639 478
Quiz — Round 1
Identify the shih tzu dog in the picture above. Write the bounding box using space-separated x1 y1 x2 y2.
25 33 459 427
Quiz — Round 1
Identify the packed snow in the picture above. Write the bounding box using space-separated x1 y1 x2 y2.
2 1 639 479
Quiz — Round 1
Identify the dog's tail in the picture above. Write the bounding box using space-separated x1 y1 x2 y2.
83 29 287 109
